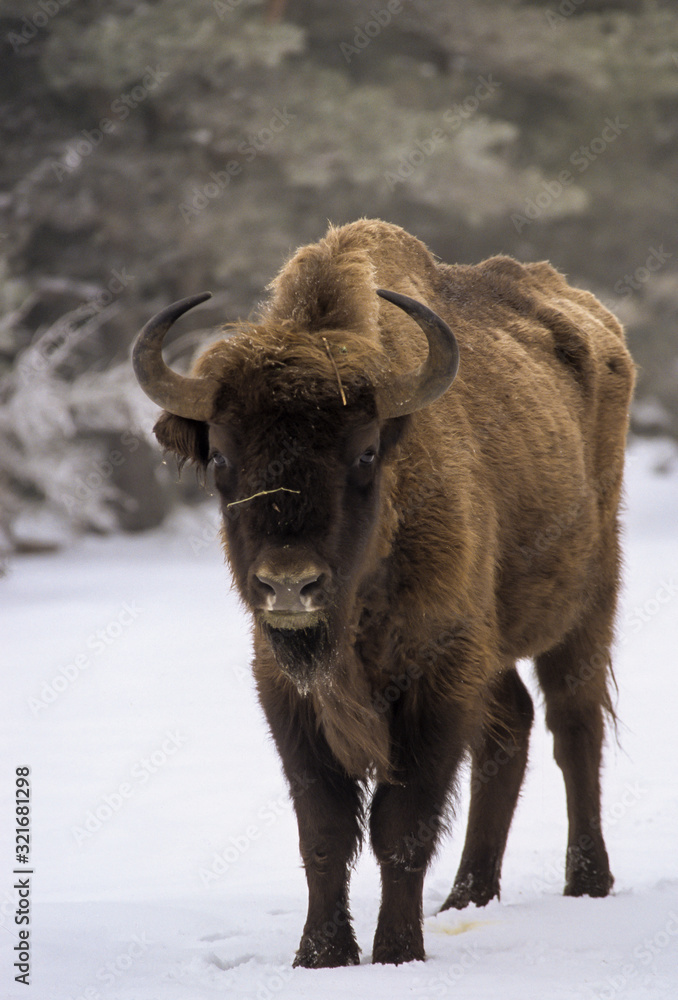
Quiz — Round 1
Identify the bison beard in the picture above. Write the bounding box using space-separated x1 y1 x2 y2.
263 619 332 692
132 218 635 969
262 617 393 783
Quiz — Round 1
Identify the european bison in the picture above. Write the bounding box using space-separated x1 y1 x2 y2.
132 219 635 967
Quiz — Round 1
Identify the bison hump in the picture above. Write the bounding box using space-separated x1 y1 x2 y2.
535 302 594 389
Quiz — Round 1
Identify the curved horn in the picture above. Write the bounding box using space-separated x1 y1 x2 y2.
132 292 221 421
374 289 460 418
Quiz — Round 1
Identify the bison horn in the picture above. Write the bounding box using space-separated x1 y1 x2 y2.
375 289 459 417
132 292 221 421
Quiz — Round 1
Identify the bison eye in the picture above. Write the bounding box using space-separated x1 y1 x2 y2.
358 449 376 467
210 451 229 468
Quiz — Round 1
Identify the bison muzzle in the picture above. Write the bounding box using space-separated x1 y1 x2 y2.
132 219 635 967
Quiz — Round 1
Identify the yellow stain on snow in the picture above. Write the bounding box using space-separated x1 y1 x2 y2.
427 918 496 936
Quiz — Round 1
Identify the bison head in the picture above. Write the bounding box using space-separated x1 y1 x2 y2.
132 290 458 694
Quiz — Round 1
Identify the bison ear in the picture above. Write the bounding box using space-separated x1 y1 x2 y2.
153 411 209 470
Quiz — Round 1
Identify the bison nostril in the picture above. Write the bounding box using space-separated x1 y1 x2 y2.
256 577 277 601
300 574 324 600
255 570 324 613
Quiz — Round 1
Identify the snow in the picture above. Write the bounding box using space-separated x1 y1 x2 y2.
1 440 677 999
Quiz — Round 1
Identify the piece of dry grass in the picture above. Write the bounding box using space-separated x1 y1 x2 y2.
226 487 301 509
322 337 347 406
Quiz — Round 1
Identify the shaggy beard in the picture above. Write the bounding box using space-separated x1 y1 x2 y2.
263 616 392 782
263 619 334 695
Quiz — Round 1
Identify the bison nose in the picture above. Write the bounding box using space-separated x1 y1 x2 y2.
255 570 325 613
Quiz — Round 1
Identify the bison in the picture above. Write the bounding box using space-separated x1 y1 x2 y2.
132 219 635 967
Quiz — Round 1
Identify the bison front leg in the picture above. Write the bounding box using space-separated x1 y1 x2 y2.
293 778 363 969
369 710 467 965
258 680 363 967
369 787 432 965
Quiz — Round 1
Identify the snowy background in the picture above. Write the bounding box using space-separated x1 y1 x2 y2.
3 2 677 996
1 438 677 999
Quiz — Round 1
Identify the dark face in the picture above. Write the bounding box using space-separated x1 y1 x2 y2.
206 400 402 692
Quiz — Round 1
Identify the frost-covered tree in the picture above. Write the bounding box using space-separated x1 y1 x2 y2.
0 297 170 561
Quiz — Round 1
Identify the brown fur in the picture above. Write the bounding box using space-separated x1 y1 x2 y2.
152 219 635 967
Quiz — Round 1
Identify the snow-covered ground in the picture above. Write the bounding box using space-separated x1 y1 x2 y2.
1 439 677 999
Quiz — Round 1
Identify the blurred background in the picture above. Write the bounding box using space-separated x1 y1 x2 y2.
1 0 676 562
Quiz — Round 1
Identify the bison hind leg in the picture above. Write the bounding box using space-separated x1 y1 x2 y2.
535 619 615 900
441 666 534 911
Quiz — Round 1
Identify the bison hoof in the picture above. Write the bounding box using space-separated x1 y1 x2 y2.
564 868 614 898
564 846 614 898
293 932 360 969
440 873 499 911
372 927 425 965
